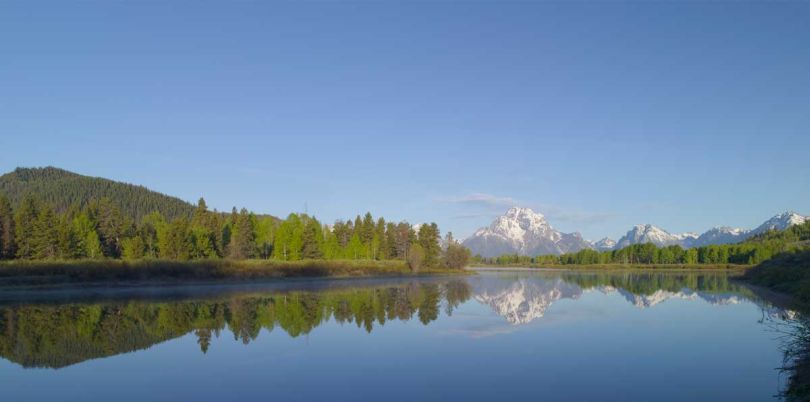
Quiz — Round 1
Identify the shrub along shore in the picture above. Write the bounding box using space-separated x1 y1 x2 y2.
0 259 470 288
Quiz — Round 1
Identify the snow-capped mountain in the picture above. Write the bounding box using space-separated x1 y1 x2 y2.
463 208 807 255
690 226 749 247
751 211 807 235
614 224 698 249
462 207 592 258
609 211 807 250
593 238 617 252
689 212 807 248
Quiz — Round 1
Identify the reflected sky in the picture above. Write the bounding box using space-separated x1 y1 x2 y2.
0 270 795 401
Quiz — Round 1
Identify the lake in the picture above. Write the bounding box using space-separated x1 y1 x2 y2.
0 269 801 401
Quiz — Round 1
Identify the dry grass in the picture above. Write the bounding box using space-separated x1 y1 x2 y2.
0 259 465 286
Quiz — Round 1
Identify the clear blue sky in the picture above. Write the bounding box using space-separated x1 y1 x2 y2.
1 1 808 241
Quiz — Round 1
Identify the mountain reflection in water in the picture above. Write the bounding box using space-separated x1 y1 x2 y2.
470 270 796 325
0 270 795 370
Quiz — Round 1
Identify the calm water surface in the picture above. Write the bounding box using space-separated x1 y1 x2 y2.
0 269 800 401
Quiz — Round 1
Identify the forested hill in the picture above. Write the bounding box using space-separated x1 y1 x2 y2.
0 167 194 221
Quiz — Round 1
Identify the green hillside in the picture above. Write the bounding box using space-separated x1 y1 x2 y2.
0 167 194 221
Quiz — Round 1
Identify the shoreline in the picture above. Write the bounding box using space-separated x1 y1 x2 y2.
469 263 751 270
0 259 469 289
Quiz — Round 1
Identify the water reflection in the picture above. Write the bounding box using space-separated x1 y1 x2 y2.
471 270 795 324
0 270 796 370
0 280 471 369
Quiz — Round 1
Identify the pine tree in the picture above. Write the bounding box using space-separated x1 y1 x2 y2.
0 194 15 259
385 222 398 260
418 223 441 267
361 212 375 246
301 217 323 259
89 198 127 258
32 204 60 259
140 211 166 258
56 212 79 258
162 217 192 260
374 217 386 259
228 208 256 259
14 195 40 259
190 198 221 258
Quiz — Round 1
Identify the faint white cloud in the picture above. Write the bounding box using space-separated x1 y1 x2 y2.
435 193 519 208
436 193 616 228
538 206 616 226
449 213 500 220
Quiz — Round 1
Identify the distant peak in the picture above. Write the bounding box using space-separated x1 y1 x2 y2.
776 211 801 218
505 206 543 218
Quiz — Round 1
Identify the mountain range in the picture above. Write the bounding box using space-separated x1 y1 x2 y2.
461 207 593 258
463 207 808 257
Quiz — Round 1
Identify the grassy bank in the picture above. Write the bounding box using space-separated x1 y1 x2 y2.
0 259 467 287
745 250 810 306
473 263 750 270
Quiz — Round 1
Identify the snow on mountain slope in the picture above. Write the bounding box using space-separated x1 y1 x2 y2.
470 276 582 325
462 207 592 258
751 211 807 235
464 209 808 255
614 211 808 249
690 226 750 247
614 224 698 249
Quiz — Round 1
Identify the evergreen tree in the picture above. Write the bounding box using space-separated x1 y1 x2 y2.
228 208 256 259
56 211 79 259
32 204 60 259
360 212 375 246
301 217 324 259
190 198 222 258
0 194 15 259
140 211 166 258
162 217 192 260
418 223 441 267
14 195 40 259
88 198 127 258
374 217 386 259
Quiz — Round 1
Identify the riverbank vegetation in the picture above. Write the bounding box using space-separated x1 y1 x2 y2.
0 259 472 286
745 250 810 305
0 187 471 282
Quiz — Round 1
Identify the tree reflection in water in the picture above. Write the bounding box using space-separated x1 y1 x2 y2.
0 270 803 378
0 280 472 369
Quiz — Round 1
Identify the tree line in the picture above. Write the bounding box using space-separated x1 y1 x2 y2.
0 194 471 269
475 221 810 266
0 167 194 221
